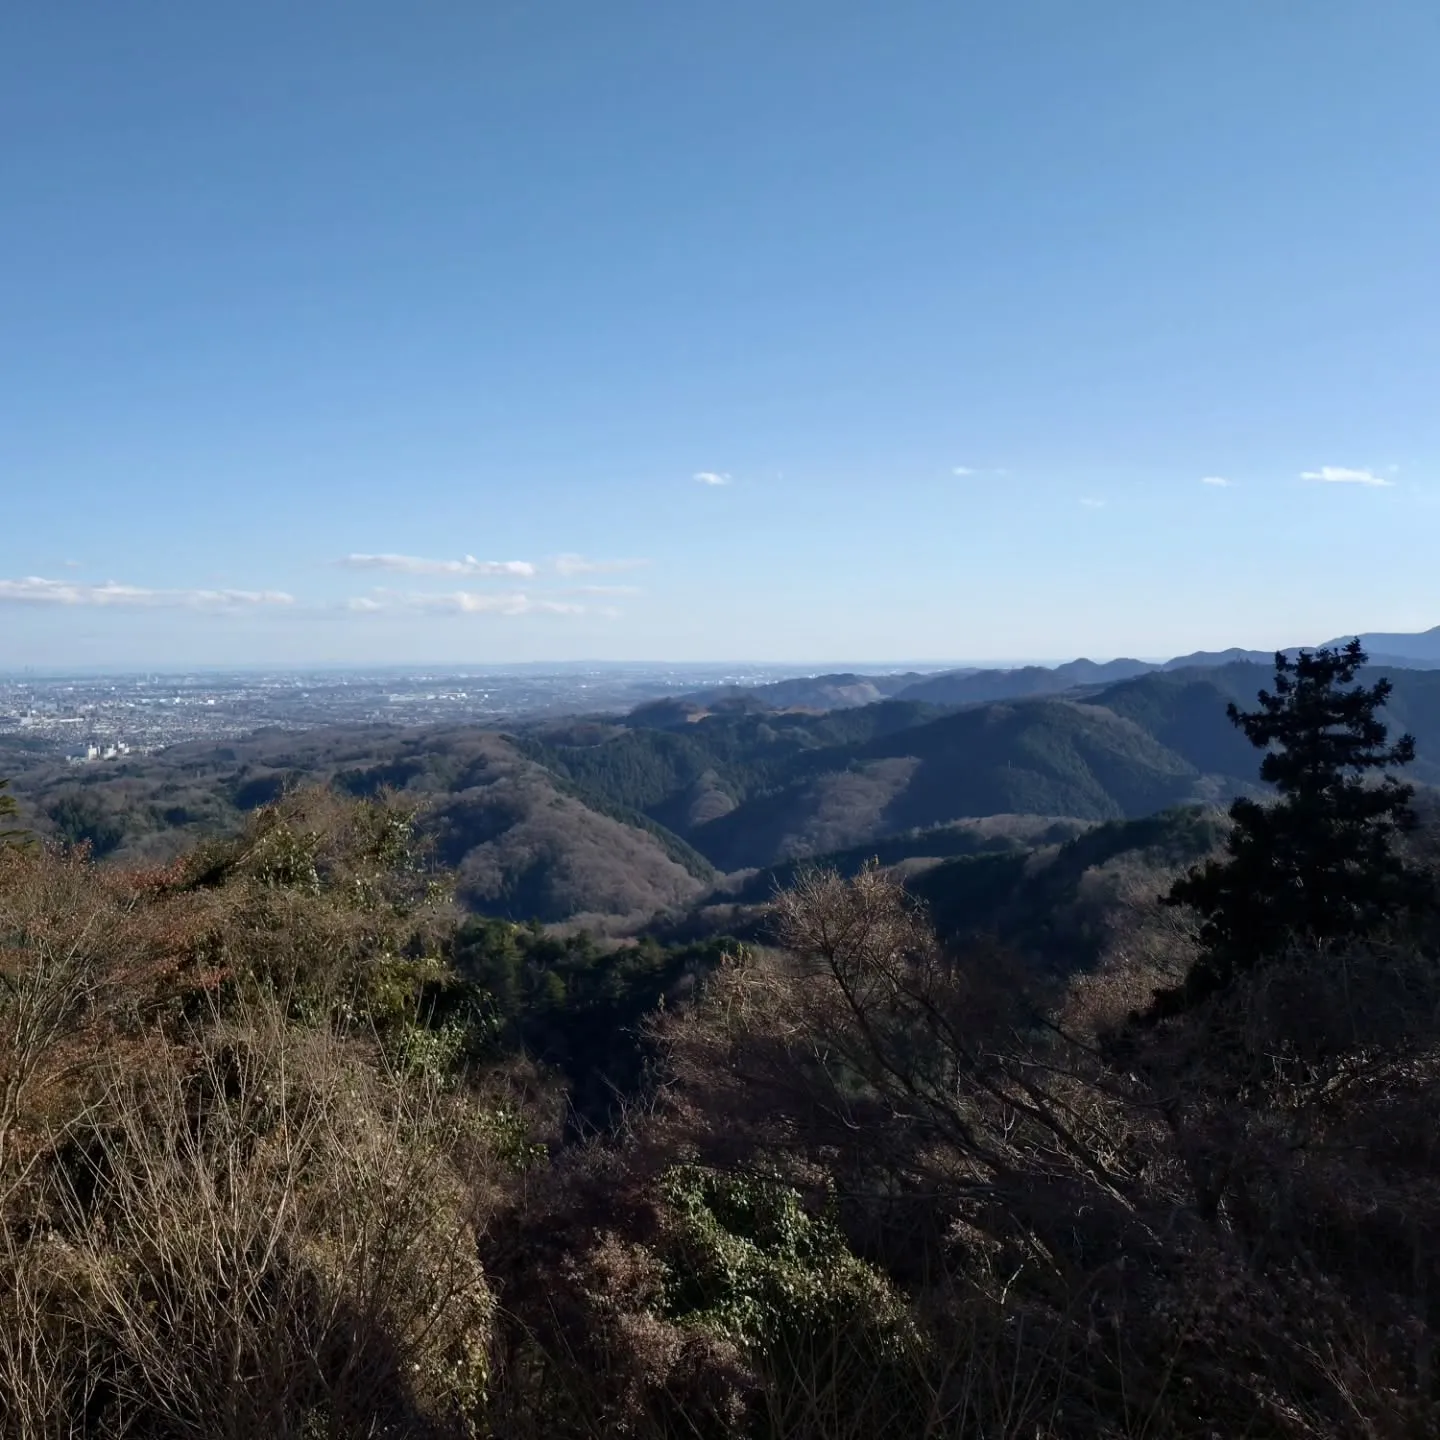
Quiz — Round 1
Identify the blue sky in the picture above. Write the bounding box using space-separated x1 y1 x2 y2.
3 1 1438 669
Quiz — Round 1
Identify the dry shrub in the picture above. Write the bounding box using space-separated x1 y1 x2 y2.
1112 934 1440 1424
478 1139 748 1439
0 788 456 1200
0 802 516 1439
1 996 495 1439
0 842 197 1202
666 865 1141 1236
175 786 458 1024
1062 860 1203 1039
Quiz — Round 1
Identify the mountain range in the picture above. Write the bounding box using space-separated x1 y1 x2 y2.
525 658 1440 877
647 626 1440 717
9 646 1440 929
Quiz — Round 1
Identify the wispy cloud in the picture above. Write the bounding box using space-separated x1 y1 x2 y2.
1200 476 1233 487
338 553 536 576
553 554 649 576
564 584 643 596
347 589 584 617
1079 497 1106 509
0 577 294 609
1299 466 1394 488
693 471 731 486
952 466 977 477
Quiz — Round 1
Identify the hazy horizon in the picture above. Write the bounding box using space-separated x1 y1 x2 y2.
0 638 1413 684
0 618 1428 678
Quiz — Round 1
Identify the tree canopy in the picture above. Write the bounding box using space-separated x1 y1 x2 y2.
1153 640 1428 1016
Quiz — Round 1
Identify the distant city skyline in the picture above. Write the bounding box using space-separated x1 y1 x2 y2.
4 2 1439 667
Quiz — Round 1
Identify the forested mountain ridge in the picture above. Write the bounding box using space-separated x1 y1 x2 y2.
9 661 1440 924
525 662 1440 870
672 698 1201 869
629 669 939 720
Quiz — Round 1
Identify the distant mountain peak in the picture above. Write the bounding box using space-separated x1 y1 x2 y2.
1320 626 1440 664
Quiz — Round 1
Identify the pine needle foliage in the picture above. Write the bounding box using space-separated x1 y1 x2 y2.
1154 639 1428 1016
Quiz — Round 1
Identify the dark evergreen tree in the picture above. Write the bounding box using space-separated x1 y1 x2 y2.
0 777 25 846
1151 640 1427 1017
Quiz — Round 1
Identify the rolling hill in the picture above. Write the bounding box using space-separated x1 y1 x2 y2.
680 698 1200 869
629 670 938 721
9 658 1440 927
7 725 711 925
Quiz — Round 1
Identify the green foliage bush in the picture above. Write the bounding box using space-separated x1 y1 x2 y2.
659 1166 915 1362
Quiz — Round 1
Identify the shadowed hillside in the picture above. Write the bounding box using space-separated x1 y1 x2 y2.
686 699 1200 869
1098 663 1440 787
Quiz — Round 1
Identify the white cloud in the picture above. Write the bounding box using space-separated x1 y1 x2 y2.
338 553 536 576
693 471 731 486
1080 497 1106 509
1299 466 1394 488
1200 476 1233 487
553 554 649 576
565 584 642 596
952 466 977 477
347 589 584 617
0 577 294 609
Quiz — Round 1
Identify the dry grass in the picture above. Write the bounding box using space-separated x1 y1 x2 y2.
0 797 503 1439
3 1004 493 1439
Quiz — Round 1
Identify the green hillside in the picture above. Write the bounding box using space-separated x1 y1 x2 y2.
582 696 1215 870
528 661 1440 874
856 697 1201 823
